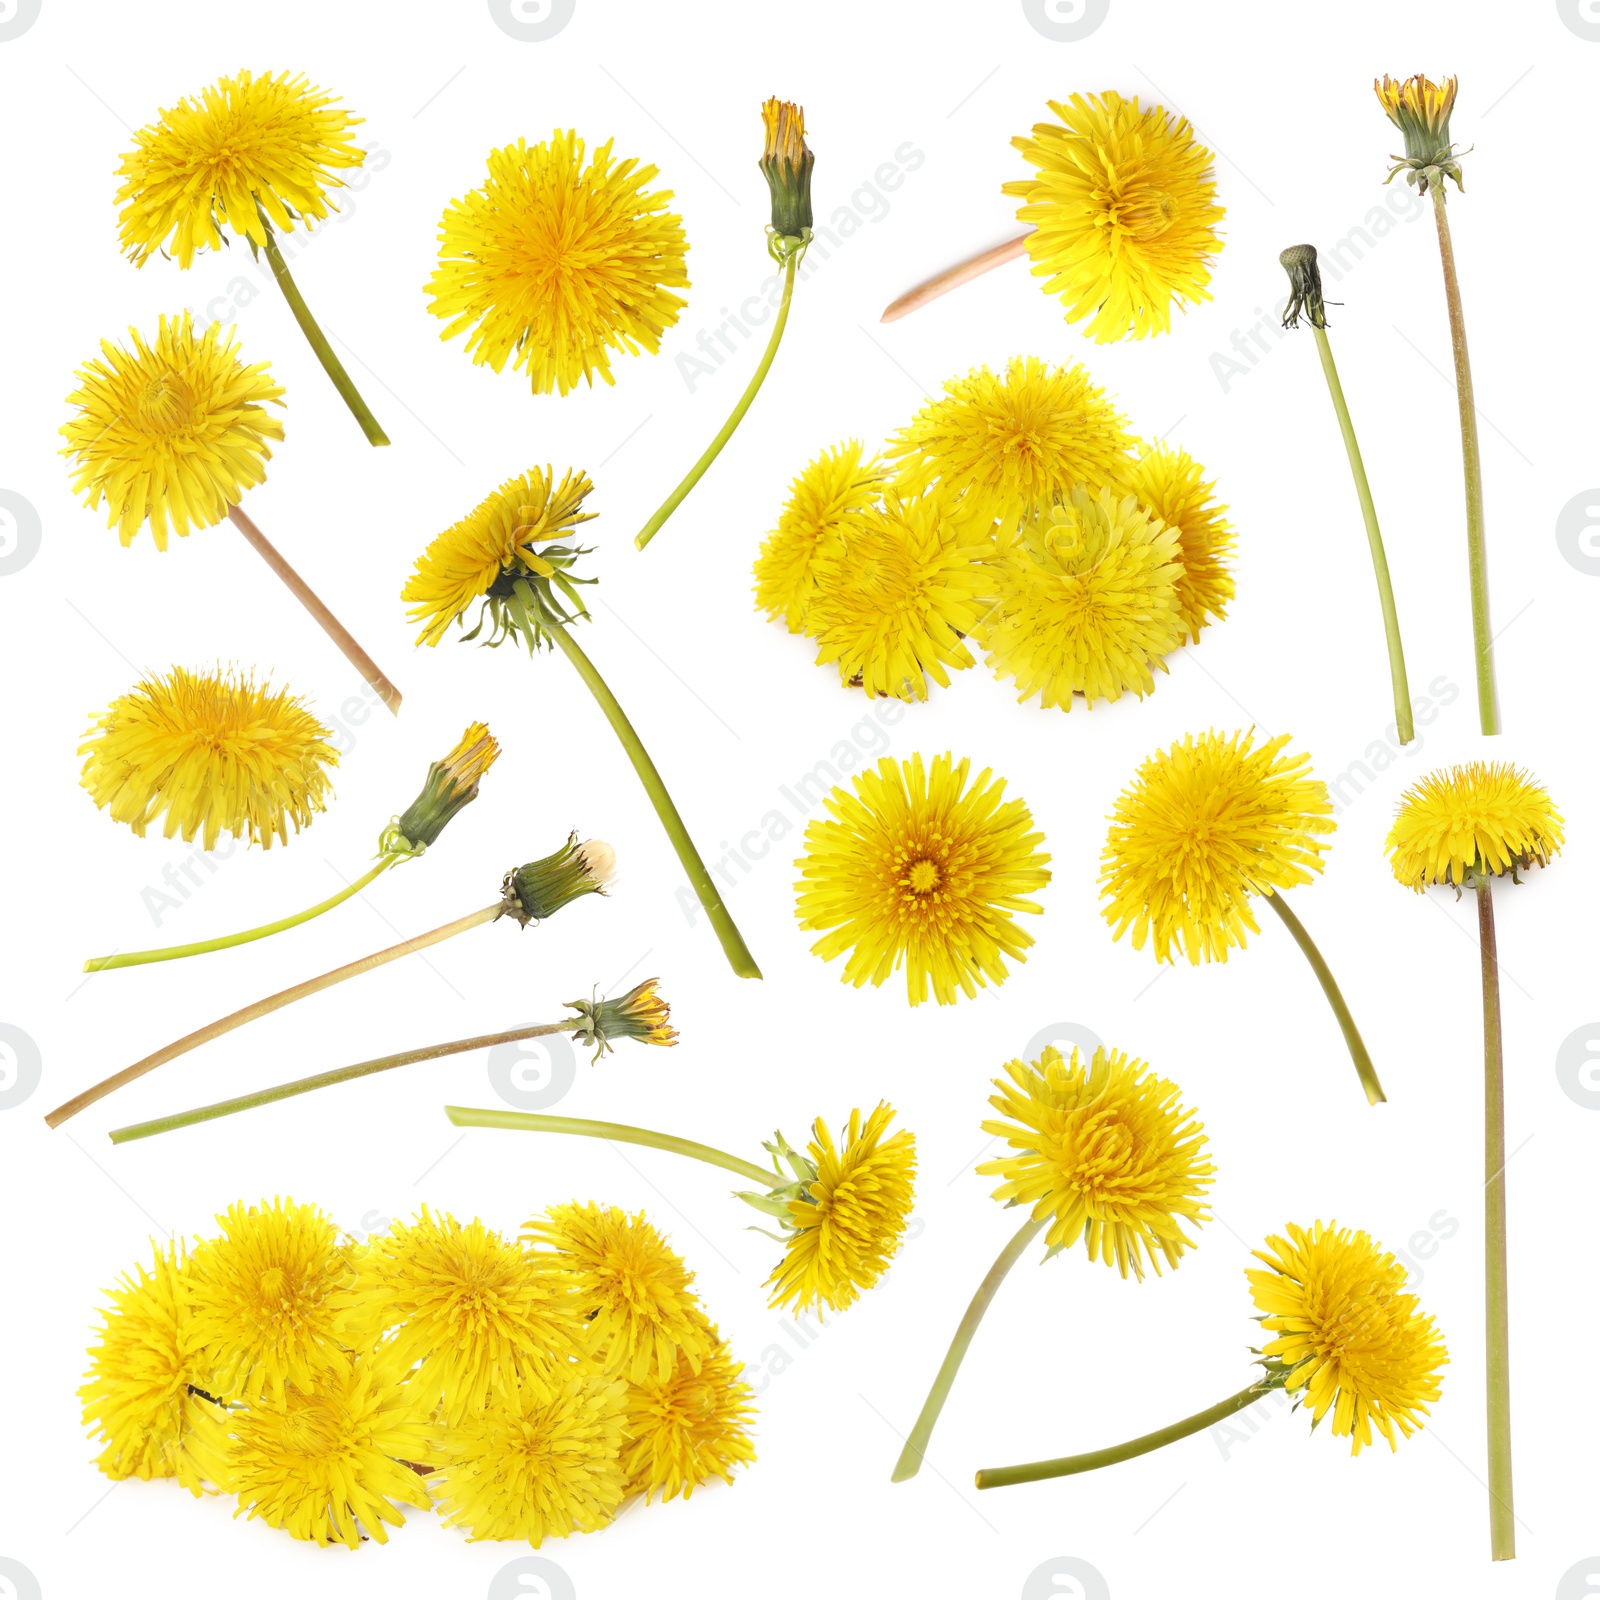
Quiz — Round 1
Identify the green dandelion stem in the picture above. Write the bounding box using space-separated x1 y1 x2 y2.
1263 893 1386 1106
892 1215 1046 1483
635 246 799 551
82 855 401 972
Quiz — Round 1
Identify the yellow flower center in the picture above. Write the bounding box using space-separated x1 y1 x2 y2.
136 370 199 435
1121 188 1176 240
280 1393 342 1457
905 858 943 896
258 1266 287 1301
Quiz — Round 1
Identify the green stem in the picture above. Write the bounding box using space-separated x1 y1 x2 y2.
892 1216 1045 1482
1477 878 1515 1560
1262 893 1386 1105
635 249 799 550
109 1020 578 1144
1430 187 1498 736
260 221 390 448
1310 324 1414 744
976 1381 1273 1488
83 856 399 972
444 1105 775 1185
545 619 761 980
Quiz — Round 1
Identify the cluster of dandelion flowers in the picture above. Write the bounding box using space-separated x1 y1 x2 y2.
79 665 337 851
426 131 689 397
795 752 1051 1006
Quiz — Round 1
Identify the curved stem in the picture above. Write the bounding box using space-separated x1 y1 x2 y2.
1430 188 1498 736
444 1105 775 1185
83 855 399 972
1477 879 1515 1560
44 903 501 1129
892 1215 1045 1482
635 249 798 551
110 1020 578 1144
976 1381 1272 1488
546 620 761 979
1310 324 1413 744
228 504 402 714
1263 893 1386 1105
260 221 390 448
880 232 1031 324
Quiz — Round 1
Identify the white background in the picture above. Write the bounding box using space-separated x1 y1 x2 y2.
2 2 1597 1597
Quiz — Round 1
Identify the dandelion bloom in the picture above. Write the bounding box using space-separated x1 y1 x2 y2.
1004 92 1223 343
621 1336 757 1503
427 131 689 396
796 753 1051 1005
1119 442 1235 643
1385 762 1564 890
1374 74 1459 168
979 1045 1213 1278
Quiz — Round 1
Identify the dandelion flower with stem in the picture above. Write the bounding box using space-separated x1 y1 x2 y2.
795 752 1052 1006
1278 243 1413 742
1376 74 1496 733
115 69 388 445
976 1220 1447 1489
445 1100 917 1319
61 313 401 709
403 465 760 979
881 92 1222 335
1386 761 1563 1562
893 1045 1212 1481
1100 729 1385 1104
621 1335 757 1503
45 833 615 1128
636 99 814 550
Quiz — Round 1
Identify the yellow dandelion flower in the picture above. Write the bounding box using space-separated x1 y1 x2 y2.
430 1374 628 1545
199 1359 433 1548
1004 92 1223 343
1248 1220 1448 1454
885 356 1133 536
115 70 365 269
338 1209 588 1425
979 487 1184 711
806 486 994 701
1385 762 1564 891
796 752 1051 1005
61 313 284 549
1119 441 1235 642
427 131 690 397
523 1202 714 1384
1375 74 1461 185
184 1198 352 1407
402 466 595 647
621 1335 757 1503
78 665 338 851
572 975 677 1056
978 1046 1213 1278
759 97 814 239
765 1103 917 1314
389 720 501 853
1100 730 1333 965
753 440 882 633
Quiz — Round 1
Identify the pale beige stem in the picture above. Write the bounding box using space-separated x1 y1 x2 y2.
43 904 501 1128
880 232 1031 323
227 503 403 715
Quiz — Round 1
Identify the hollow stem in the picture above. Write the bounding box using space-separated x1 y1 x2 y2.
1477 878 1515 1560
635 248 799 551
975 1380 1273 1488
892 1215 1045 1482
444 1105 774 1185
110 1019 579 1144
83 855 400 972
545 619 760 979
228 504 402 715
1262 893 1386 1105
1430 187 1498 736
44 903 502 1129
879 232 1031 324
1309 324 1414 744
259 220 390 448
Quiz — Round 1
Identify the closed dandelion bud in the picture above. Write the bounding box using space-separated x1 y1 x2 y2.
1278 243 1328 330
566 977 677 1059
1375 74 1466 193
502 833 615 925
759 98 814 245
384 722 500 854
